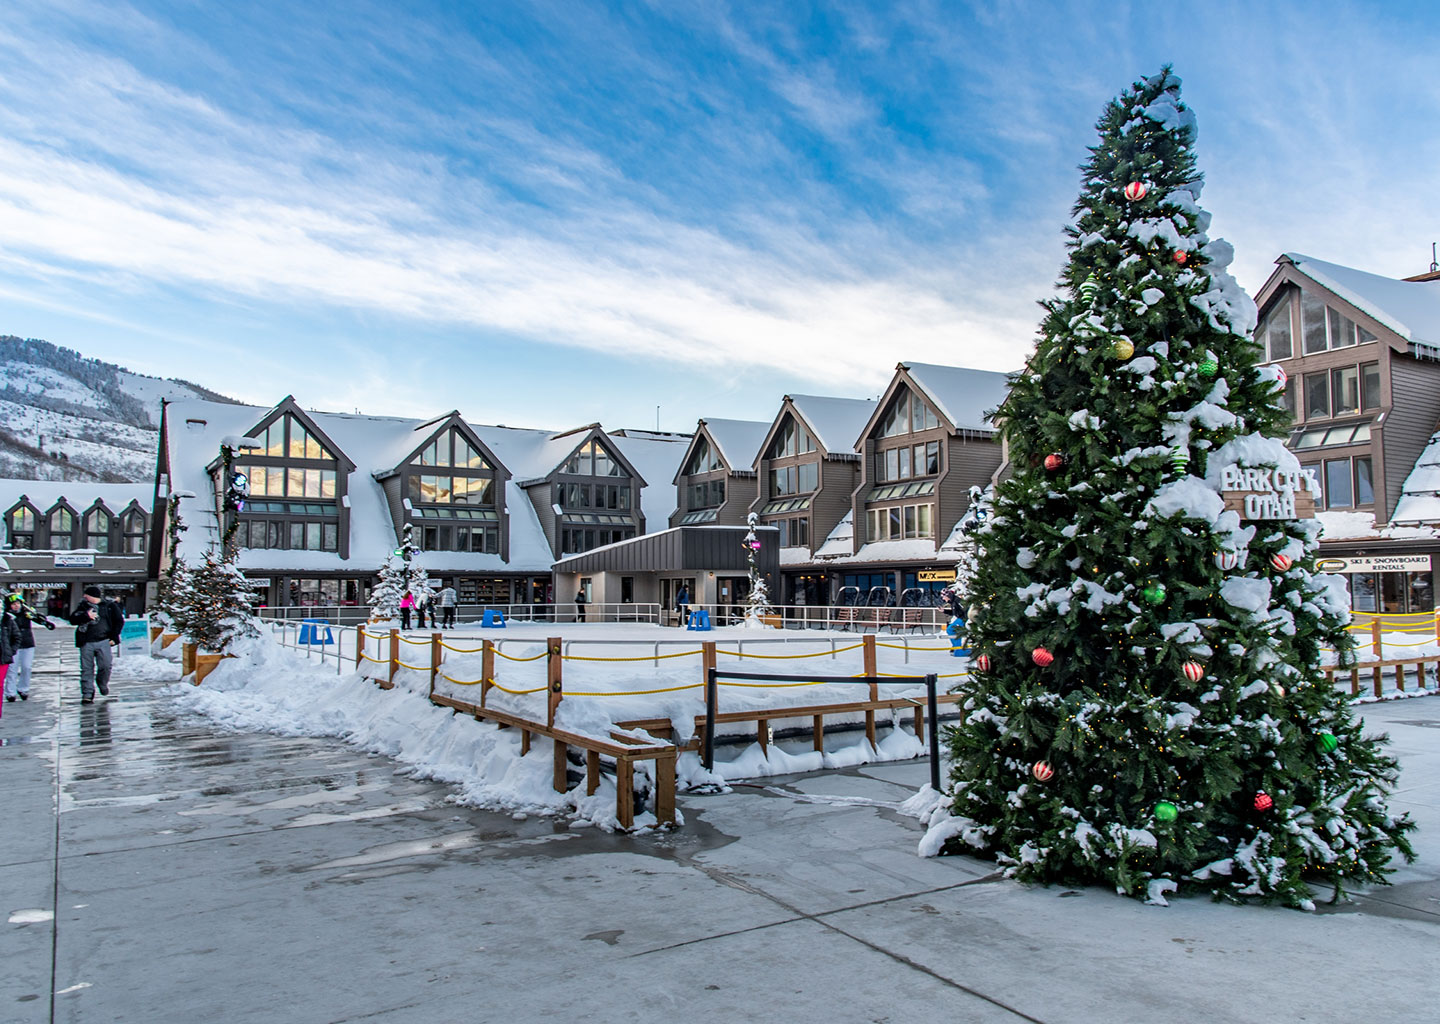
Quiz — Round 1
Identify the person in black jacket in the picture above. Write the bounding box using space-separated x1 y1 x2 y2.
69 586 123 704
0 604 20 719
4 593 54 702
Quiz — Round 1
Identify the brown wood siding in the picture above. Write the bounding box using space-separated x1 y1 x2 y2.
716 475 758 526
1379 355 1440 521
528 482 556 558
810 458 858 555
937 435 1002 538
381 474 404 540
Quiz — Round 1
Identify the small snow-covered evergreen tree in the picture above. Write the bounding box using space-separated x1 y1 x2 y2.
184 550 260 652
369 554 407 622
948 485 994 602
937 69 1412 908
154 497 192 632
743 512 771 623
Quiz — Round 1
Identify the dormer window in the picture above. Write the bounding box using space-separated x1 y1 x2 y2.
49 507 75 550
86 508 111 552
878 388 940 437
122 510 147 553
684 437 725 475
768 420 815 459
769 463 817 496
1300 293 1378 355
6 506 35 549
255 414 337 461
563 440 622 477
412 429 492 470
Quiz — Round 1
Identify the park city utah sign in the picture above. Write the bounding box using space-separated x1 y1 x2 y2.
1219 465 1317 521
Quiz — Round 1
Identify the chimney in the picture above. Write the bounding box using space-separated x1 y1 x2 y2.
1402 242 1440 283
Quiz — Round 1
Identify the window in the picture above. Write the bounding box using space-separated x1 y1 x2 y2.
880 441 939 481
562 439 622 476
255 415 337 461
1355 457 1374 505
1282 379 1298 422
1299 293 1378 354
1330 366 1360 416
866 504 934 541
7 506 35 549
1257 294 1293 360
122 511 146 553
1303 372 1329 418
768 419 816 459
1361 362 1381 411
85 508 111 553
878 388 940 437
685 438 725 474
562 482 590 508
686 480 724 510
596 484 631 510
797 461 817 492
49 508 75 550
410 475 493 506
412 429 493 471
1324 460 1353 508
774 516 809 547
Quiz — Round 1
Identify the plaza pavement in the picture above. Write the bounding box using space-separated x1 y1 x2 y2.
2 633 1437 1023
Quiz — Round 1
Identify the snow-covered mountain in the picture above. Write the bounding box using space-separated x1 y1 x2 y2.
0 335 238 482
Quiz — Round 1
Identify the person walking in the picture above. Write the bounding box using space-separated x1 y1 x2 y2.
5 593 55 702
675 583 690 626
574 588 587 623
438 582 457 628
0 601 21 718
399 590 415 631
69 586 122 704
422 588 438 629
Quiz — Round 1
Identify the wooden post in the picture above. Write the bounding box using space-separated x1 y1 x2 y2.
654 751 676 826
547 636 563 729
615 759 635 829
385 628 398 689
1435 606 1440 644
1372 663 1383 699
1350 667 1359 697
756 716 769 755
1371 618 1382 658
812 714 825 753
481 639 495 707
553 739 569 794
913 705 925 744
863 634 878 749
520 730 531 756
586 750 600 795
429 632 442 698
356 624 366 667
182 641 197 677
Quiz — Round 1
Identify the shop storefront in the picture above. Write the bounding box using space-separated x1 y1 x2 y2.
1315 553 1436 614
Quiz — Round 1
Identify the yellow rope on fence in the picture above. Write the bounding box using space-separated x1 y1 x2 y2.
494 648 549 662
358 653 388 664
565 683 705 696
562 649 702 663
396 660 430 671
439 642 486 654
393 634 431 645
715 642 865 660
439 673 485 686
875 643 951 652
437 673 547 694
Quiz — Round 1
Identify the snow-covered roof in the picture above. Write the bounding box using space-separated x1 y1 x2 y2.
162 400 557 572
1316 510 1437 542
0 479 152 514
1283 253 1440 353
813 509 853 559
608 433 688 530
788 395 876 456
901 363 1014 435
1391 429 1440 526
699 418 770 472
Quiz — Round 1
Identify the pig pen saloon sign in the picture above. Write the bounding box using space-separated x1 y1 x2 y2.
1219 466 1317 521
1315 554 1433 575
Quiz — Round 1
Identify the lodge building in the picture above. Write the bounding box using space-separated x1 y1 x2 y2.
1252 253 1440 613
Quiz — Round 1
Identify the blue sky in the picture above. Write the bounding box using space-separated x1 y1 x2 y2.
1 1 1437 432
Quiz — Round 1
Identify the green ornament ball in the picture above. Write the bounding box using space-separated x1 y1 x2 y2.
1141 582 1167 606
1078 276 1100 302
1197 358 1218 378
1318 732 1339 754
1155 801 1178 823
1170 448 1190 473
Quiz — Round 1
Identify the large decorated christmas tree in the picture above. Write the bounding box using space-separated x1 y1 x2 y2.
937 69 1412 908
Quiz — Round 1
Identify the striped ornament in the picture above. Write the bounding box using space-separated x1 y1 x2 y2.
1124 181 1148 201
1031 761 1054 782
973 654 991 673
1214 550 1242 571
1182 661 1205 682
1032 647 1054 667
1270 553 1293 572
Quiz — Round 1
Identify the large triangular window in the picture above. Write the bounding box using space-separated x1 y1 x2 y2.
411 427 493 470
562 439 623 477
684 437 724 475
878 387 940 437
768 416 816 458
253 414 337 461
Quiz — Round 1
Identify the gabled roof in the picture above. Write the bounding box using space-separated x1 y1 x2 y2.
1280 253 1440 354
1392 428 1440 525
787 395 876 457
240 396 357 471
371 411 507 482
611 431 689 527
899 362 1013 435
698 418 770 473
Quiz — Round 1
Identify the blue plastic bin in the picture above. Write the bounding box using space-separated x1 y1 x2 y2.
299 618 334 645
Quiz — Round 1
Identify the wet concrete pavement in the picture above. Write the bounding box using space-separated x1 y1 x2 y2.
3 634 1438 1023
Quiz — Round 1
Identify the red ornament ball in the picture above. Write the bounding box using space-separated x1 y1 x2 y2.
1253 791 1273 812
1032 761 1054 782
1043 453 1064 472
1032 647 1054 667
1214 550 1241 571
973 654 991 673
1270 553 1293 572
1124 181 1148 201
1182 661 1205 682
1172 250 1188 265
1271 365 1288 389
